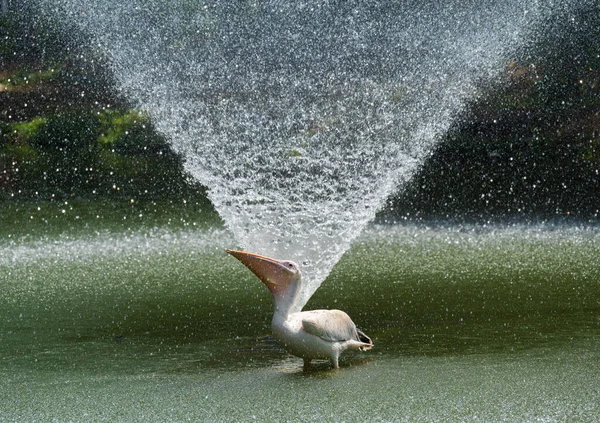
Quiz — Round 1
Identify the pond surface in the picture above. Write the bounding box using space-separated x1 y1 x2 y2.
1 205 599 422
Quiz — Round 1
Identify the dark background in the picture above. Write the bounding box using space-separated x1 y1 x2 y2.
1 2 599 222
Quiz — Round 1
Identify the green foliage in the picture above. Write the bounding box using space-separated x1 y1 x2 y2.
98 110 143 145
0 68 58 89
31 112 99 150
9 117 47 141
0 107 203 201
98 110 169 156
0 142 38 164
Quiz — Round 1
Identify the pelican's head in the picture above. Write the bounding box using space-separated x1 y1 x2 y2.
226 249 301 295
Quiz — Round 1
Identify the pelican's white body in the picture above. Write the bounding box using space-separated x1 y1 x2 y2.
272 309 369 368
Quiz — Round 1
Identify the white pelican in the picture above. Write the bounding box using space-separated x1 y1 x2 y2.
226 249 373 369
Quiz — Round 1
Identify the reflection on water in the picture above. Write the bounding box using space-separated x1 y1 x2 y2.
1 223 599 421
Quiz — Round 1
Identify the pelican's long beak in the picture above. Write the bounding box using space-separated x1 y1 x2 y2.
226 249 291 292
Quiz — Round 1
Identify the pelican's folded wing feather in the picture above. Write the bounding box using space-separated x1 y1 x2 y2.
301 309 359 342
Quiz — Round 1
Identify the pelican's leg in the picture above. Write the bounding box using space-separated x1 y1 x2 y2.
330 355 339 369
303 358 312 371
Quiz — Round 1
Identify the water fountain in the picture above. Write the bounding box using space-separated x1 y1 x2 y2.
42 0 560 308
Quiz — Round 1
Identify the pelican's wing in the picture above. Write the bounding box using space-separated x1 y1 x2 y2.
301 309 359 342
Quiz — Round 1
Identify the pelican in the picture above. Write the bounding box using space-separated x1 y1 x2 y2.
226 249 372 369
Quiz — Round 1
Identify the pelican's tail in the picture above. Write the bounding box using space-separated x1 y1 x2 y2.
357 328 373 351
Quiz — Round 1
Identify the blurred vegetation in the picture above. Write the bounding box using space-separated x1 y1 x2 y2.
384 3 600 222
0 4 209 207
1 3 599 221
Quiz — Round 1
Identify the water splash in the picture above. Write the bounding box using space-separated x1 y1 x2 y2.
42 0 557 307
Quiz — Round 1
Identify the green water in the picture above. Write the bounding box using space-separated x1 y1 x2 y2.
1 205 599 422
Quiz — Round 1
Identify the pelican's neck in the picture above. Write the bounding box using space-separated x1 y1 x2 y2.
272 277 302 323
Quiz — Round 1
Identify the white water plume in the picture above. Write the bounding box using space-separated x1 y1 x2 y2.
41 0 562 307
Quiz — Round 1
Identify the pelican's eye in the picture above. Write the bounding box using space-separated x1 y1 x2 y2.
283 261 295 271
